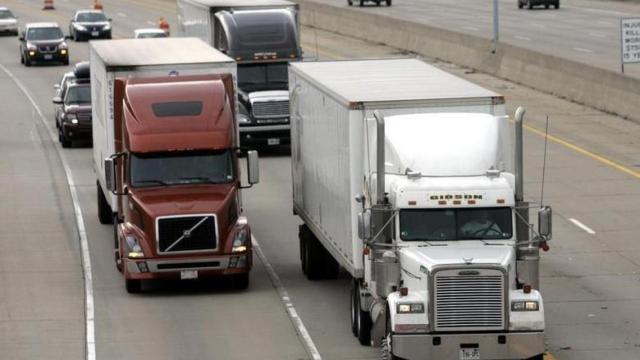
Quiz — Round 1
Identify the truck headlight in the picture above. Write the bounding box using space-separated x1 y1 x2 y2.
397 303 425 314
511 301 539 311
237 113 251 125
126 235 144 258
232 228 249 253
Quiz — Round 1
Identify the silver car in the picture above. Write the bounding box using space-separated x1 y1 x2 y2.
0 7 18 36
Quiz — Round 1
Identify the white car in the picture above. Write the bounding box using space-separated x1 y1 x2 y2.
0 7 18 36
133 28 167 39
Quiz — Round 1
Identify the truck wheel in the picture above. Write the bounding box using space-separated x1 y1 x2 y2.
97 182 113 224
355 280 372 346
125 279 142 293
359 0 364 6
348 0 353 5
114 218 123 272
301 225 324 280
230 273 250 290
545 4 549 8
518 0 523 8
554 1 560 8
386 0 391 5
526 354 544 360
350 278 359 336
528 1 534 9
376 0 381 5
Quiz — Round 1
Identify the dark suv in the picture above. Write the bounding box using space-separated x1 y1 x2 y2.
69 10 111 41
20 23 69 66
53 62 92 147
518 0 559 9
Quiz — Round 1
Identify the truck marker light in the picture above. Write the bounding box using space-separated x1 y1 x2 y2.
455 195 462 199
430 195 438 200
438 200 446 205
363 247 370 255
289 54 296 58
399 287 408 296
128 251 144 258
408 200 416 206
497 199 505 204
453 200 461 205
523 284 532 293
468 200 476 205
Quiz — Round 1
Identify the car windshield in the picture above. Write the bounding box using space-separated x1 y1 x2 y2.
129 150 234 188
0 9 15 19
65 85 91 105
400 207 513 241
76 12 107 22
137 32 166 38
237 63 288 92
26 27 64 40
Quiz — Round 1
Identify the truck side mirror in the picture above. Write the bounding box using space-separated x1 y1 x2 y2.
357 210 371 240
246 150 259 185
538 206 552 240
52 96 62 104
104 157 116 192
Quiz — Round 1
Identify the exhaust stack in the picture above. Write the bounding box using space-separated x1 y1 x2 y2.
373 110 385 205
515 106 525 202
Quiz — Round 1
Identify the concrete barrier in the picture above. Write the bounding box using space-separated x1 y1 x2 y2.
298 0 640 122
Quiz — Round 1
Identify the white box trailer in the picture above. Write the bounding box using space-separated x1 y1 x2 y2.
290 58 506 278
90 38 237 215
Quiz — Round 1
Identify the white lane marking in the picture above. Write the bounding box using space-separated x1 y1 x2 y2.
588 32 606 39
0 64 96 360
147 21 156 26
574 47 593 53
252 236 322 360
117 13 127 18
531 23 544 28
515 35 531 41
569 218 596 234
597 20 613 27
463 26 479 31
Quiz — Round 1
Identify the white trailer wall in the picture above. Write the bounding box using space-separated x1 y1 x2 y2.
290 59 506 277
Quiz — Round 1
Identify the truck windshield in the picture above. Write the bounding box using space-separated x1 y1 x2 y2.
400 207 513 241
238 63 288 92
129 150 234 188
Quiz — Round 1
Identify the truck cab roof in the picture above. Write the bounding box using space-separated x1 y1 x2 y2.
184 0 297 10
123 74 235 152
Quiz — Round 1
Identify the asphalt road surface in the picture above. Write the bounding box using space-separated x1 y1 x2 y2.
0 0 639 360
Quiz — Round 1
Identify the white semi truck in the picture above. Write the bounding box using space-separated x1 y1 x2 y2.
290 59 551 360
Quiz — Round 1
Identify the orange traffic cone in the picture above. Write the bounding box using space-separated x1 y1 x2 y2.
93 0 103 11
159 17 170 36
43 0 54 10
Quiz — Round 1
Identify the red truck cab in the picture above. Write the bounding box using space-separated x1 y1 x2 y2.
105 74 259 293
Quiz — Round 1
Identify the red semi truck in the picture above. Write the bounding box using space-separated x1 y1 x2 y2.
90 38 259 293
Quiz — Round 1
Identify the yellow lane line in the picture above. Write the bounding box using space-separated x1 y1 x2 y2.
524 123 640 180
545 351 557 360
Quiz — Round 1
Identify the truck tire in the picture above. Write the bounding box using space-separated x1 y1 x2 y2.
300 224 340 280
526 355 544 360
518 0 523 8
114 218 123 272
359 0 364 6
348 0 353 5
355 280 372 346
97 182 113 224
125 279 142 293
554 1 560 8
386 0 391 5
230 273 250 290
350 278 359 336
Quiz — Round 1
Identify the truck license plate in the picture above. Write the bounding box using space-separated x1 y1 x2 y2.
44 54 53 60
91 31 99 37
180 270 198 280
267 138 280 146
460 347 480 360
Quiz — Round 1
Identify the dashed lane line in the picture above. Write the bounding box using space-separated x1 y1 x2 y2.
569 218 596 235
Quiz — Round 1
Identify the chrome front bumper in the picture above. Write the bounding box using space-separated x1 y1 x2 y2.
392 331 544 360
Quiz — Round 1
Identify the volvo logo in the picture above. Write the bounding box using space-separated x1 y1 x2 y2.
463 257 474 265
182 229 192 238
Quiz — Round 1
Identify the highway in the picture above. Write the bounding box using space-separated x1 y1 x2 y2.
0 0 639 360
316 0 640 77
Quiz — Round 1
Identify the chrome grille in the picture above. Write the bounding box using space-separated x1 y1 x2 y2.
434 268 505 331
156 215 217 253
252 100 289 119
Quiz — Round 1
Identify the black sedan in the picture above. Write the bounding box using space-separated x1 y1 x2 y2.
69 10 112 41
